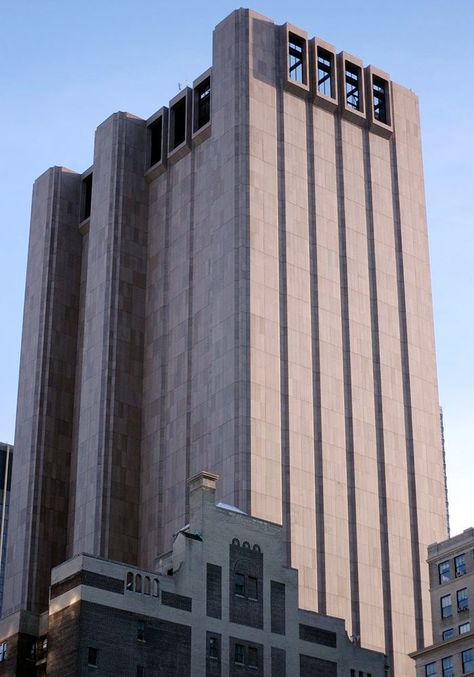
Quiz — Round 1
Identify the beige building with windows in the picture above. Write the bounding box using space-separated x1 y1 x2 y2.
2 8 448 675
411 529 474 676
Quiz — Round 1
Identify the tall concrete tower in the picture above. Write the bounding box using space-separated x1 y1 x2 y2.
3 9 448 674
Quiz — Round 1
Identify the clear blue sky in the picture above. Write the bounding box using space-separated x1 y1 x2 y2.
0 1 472 536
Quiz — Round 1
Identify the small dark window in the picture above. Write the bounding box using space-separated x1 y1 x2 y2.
137 620 145 641
457 587 468 611
247 576 258 600
455 554 466 577
194 78 210 131
81 173 93 221
234 572 245 596
373 76 388 123
345 64 361 111
234 644 245 664
459 621 471 634
317 48 333 97
359 672 364 677
126 571 134 590
149 116 163 167
208 637 219 660
135 574 142 593
288 33 305 84
88 647 98 667
171 97 186 149
438 560 450 584
144 576 151 595
425 664 436 677
350 671 355 677
137 667 145 677
441 594 452 618
442 656 454 677
442 628 454 640
462 649 474 673
248 646 258 668
153 578 160 597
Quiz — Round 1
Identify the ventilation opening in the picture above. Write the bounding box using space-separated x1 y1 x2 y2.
149 116 163 166
345 63 361 111
194 77 211 132
317 47 333 97
81 173 92 221
288 33 305 83
170 97 186 149
373 76 387 123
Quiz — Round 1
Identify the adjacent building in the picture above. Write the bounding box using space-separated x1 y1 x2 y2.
0 444 12 615
0 472 387 676
2 8 448 675
411 529 474 676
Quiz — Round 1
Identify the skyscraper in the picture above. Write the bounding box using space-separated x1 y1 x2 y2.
0 443 12 615
3 9 448 674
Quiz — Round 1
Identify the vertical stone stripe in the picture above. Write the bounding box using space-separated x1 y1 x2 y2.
363 129 393 665
305 98 326 614
390 136 424 649
275 62 291 567
156 168 172 552
233 10 251 513
185 153 196 521
334 116 360 638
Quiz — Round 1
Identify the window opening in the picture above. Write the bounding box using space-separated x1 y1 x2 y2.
438 561 450 584
247 576 258 600
195 78 210 131
208 637 219 660
462 649 474 673
248 646 258 668
441 594 452 618
81 173 93 221
317 48 333 97
144 576 151 595
345 64 361 111
0 642 6 663
442 628 454 640
455 553 466 577
234 644 245 664
425 663 436 677
153 578 160 597
149 116 163 167
137 620 145 642
135 574 142 593
126 571 133 590
288 33 305 83
137 667 145 677
88 647 98 667
373 76 387 123
442 656 454 677
459 621 471 634
457 587 468 611
234 572 245 596
171 97 186 149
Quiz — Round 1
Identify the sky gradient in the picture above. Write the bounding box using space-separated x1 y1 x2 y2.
0 0 472 536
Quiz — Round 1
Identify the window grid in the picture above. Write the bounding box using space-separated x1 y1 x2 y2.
317 48 333 97
442 656 454 677
460 622 471 635
442 628 454 641
457 587 469 612
345 64 361 111
425 664 436 677
456 554 466 577
288 34 305 83
441 594 452 619
439 560 450 584
462 648 473 673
